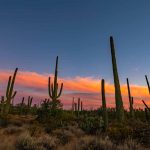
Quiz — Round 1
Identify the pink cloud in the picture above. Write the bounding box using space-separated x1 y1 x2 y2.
0 69 149 110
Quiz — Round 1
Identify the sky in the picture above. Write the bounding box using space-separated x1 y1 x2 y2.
0 0 150 109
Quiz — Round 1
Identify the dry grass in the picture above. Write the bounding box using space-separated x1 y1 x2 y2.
0 116 148 150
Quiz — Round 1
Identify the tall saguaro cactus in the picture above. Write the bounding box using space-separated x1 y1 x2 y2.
110 36 124 122
1 68 18 116
48 56 63 109
101 79 108 130
126 78 134 118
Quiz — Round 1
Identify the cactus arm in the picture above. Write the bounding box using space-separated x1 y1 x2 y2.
9 68 18 98
11 91 17 99
142 100 150 111
6 76 11 98
51 84 55 98
48 77 53 98
56 83 63 98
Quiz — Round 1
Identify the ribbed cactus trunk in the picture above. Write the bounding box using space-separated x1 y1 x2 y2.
126 78 134 118
110 36 124 122
101 79 108 131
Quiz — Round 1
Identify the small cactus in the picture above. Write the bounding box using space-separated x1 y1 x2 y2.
78 98 80 111
126 78 134 118
101 79 108 131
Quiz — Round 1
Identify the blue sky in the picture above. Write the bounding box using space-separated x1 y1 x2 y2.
0 0 150 86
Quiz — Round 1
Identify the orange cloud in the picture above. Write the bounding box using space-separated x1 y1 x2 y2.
0 69 149 109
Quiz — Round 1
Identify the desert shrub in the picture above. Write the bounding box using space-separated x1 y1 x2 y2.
53 129 74 145
75 136 116 150
37 99 62 123
3 125 23 135
28 125 39 137
36 135 58 150
79 116 104 134
72 136 147 150
60 111 76 122
67 125 84 137
118 139 146 150
108 124 133 142
43 117 64 132
15 133 36 150
0 117 8 127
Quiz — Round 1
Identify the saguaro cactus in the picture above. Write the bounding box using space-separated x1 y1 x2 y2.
145 75 150 94
110 36 124 122
74 103 77 111
72 97 75 111
81 101 83 111
78 98 80 111
142 100 150 111
1 68 18 116
126 78 134 118
27 96 33 108
48 56 63 109
101 79 108 130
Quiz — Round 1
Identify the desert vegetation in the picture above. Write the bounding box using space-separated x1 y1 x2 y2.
0 36 150 150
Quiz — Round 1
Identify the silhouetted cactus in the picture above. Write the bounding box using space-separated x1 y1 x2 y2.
78 98 80 111
101 79 108 131
1 68 18 117
21 97 25 106
48 56 63 110
27 96 33 108
110 36 124 122
127 78 134 118
74 103 77 111
81 101 83 111
145 75 150 94
72 97 75 111
142 100 150 111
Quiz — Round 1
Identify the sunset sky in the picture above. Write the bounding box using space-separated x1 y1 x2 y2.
0 0 150 109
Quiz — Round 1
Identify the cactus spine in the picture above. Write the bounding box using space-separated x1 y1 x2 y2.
101 79 108 131
48 56 63 109
1 68 18 116
126 78 134 118
110 36 124 122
